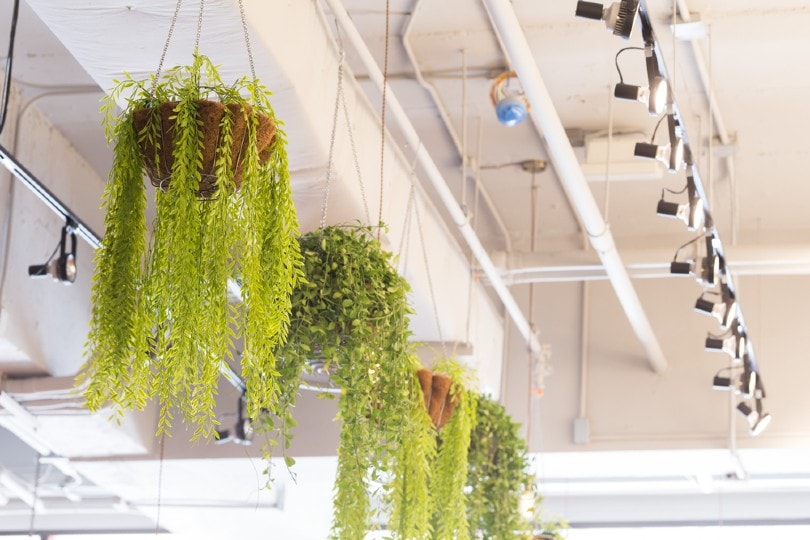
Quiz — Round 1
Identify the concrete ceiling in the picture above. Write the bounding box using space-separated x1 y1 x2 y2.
1 0 810 536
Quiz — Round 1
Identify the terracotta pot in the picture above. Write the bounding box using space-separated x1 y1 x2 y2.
132 100 276 197
417 368 433 412
428 373 452 428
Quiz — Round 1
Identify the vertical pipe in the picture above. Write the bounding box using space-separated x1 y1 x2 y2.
326 0 542 355
482 0 667 372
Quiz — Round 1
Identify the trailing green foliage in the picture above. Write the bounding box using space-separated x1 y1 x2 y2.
430 358 477 540
82 52 303 441
466 395 534 539
389 357 437 540
270 224 413 538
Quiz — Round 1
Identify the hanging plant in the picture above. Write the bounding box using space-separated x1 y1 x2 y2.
388 358 437 540
466 394 534 539
429 358 477 540
267 224 413 537
81 52 303 440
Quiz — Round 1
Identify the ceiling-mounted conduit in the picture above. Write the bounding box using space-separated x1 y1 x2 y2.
324 0 542 356
481 0 667 373
401 0 513 252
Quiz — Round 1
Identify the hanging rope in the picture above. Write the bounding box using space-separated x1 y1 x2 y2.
413 195 448 360
321 25 373 228
320 49 345 230
526 169 539 448
397 185 416 273
28 453 41 536
155 432 166 535
377 0 391 235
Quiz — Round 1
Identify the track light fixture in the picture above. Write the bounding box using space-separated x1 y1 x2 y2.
575 0 640 40
671 234 720 287
736 399 772 437
613 44 668 116
644 46 668 116
657 175 704 231
489 71 529 127
634 114 684 173
215 392 253 445
695 282 737 330
710 360 756 398
28 219 77 284
739 356 757 399
705 321 746 363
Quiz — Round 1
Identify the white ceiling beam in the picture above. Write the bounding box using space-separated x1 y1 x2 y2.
482 0 667 373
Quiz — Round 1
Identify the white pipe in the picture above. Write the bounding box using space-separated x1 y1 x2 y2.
402 0 513 252
325 0 541 355
482 0 667 373
672 0 738 244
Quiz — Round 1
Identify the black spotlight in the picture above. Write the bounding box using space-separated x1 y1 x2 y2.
695 283 737 330
736 399 772 437
575 0 640 39
671 235 720 287
634 115 684 173
215 393 253 446
705 321 746 363
657 175 705 231
28 220 77 284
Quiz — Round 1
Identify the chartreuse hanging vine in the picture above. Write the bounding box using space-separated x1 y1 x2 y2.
429 358 477 540
82 51 302 440
466 394 535 539
388 356 437 540
268 224 414 538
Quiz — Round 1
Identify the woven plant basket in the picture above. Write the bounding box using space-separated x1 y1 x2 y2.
132 100 276 196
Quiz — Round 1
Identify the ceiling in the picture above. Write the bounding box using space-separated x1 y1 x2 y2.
1 0 810 536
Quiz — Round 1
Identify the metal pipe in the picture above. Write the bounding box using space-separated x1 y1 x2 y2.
402 0 513 252
672 0 738 245
482 0 667 373
326 0 542 355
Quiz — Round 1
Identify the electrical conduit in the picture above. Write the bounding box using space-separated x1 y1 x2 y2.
482 0 667 373
325 0 542 356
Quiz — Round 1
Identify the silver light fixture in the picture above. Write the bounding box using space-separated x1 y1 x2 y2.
657 175 705 231
634 114 684 173
705 321 746 363
739 356 757 399
645 46 668 116
28 220 77 284
575 0 640 39
671 235 720 287
736 399 772 437
215 393 253 446
695 282 737 330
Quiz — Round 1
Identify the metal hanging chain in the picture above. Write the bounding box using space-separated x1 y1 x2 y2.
153 0 185 88
320 49 346 230
377 0 391 234
194 0 206 52
237 0 258 83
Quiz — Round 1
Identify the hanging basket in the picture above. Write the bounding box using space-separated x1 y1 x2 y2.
417 367 459 429
132 100 276 196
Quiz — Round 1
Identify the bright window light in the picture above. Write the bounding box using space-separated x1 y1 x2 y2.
567 526 810 540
